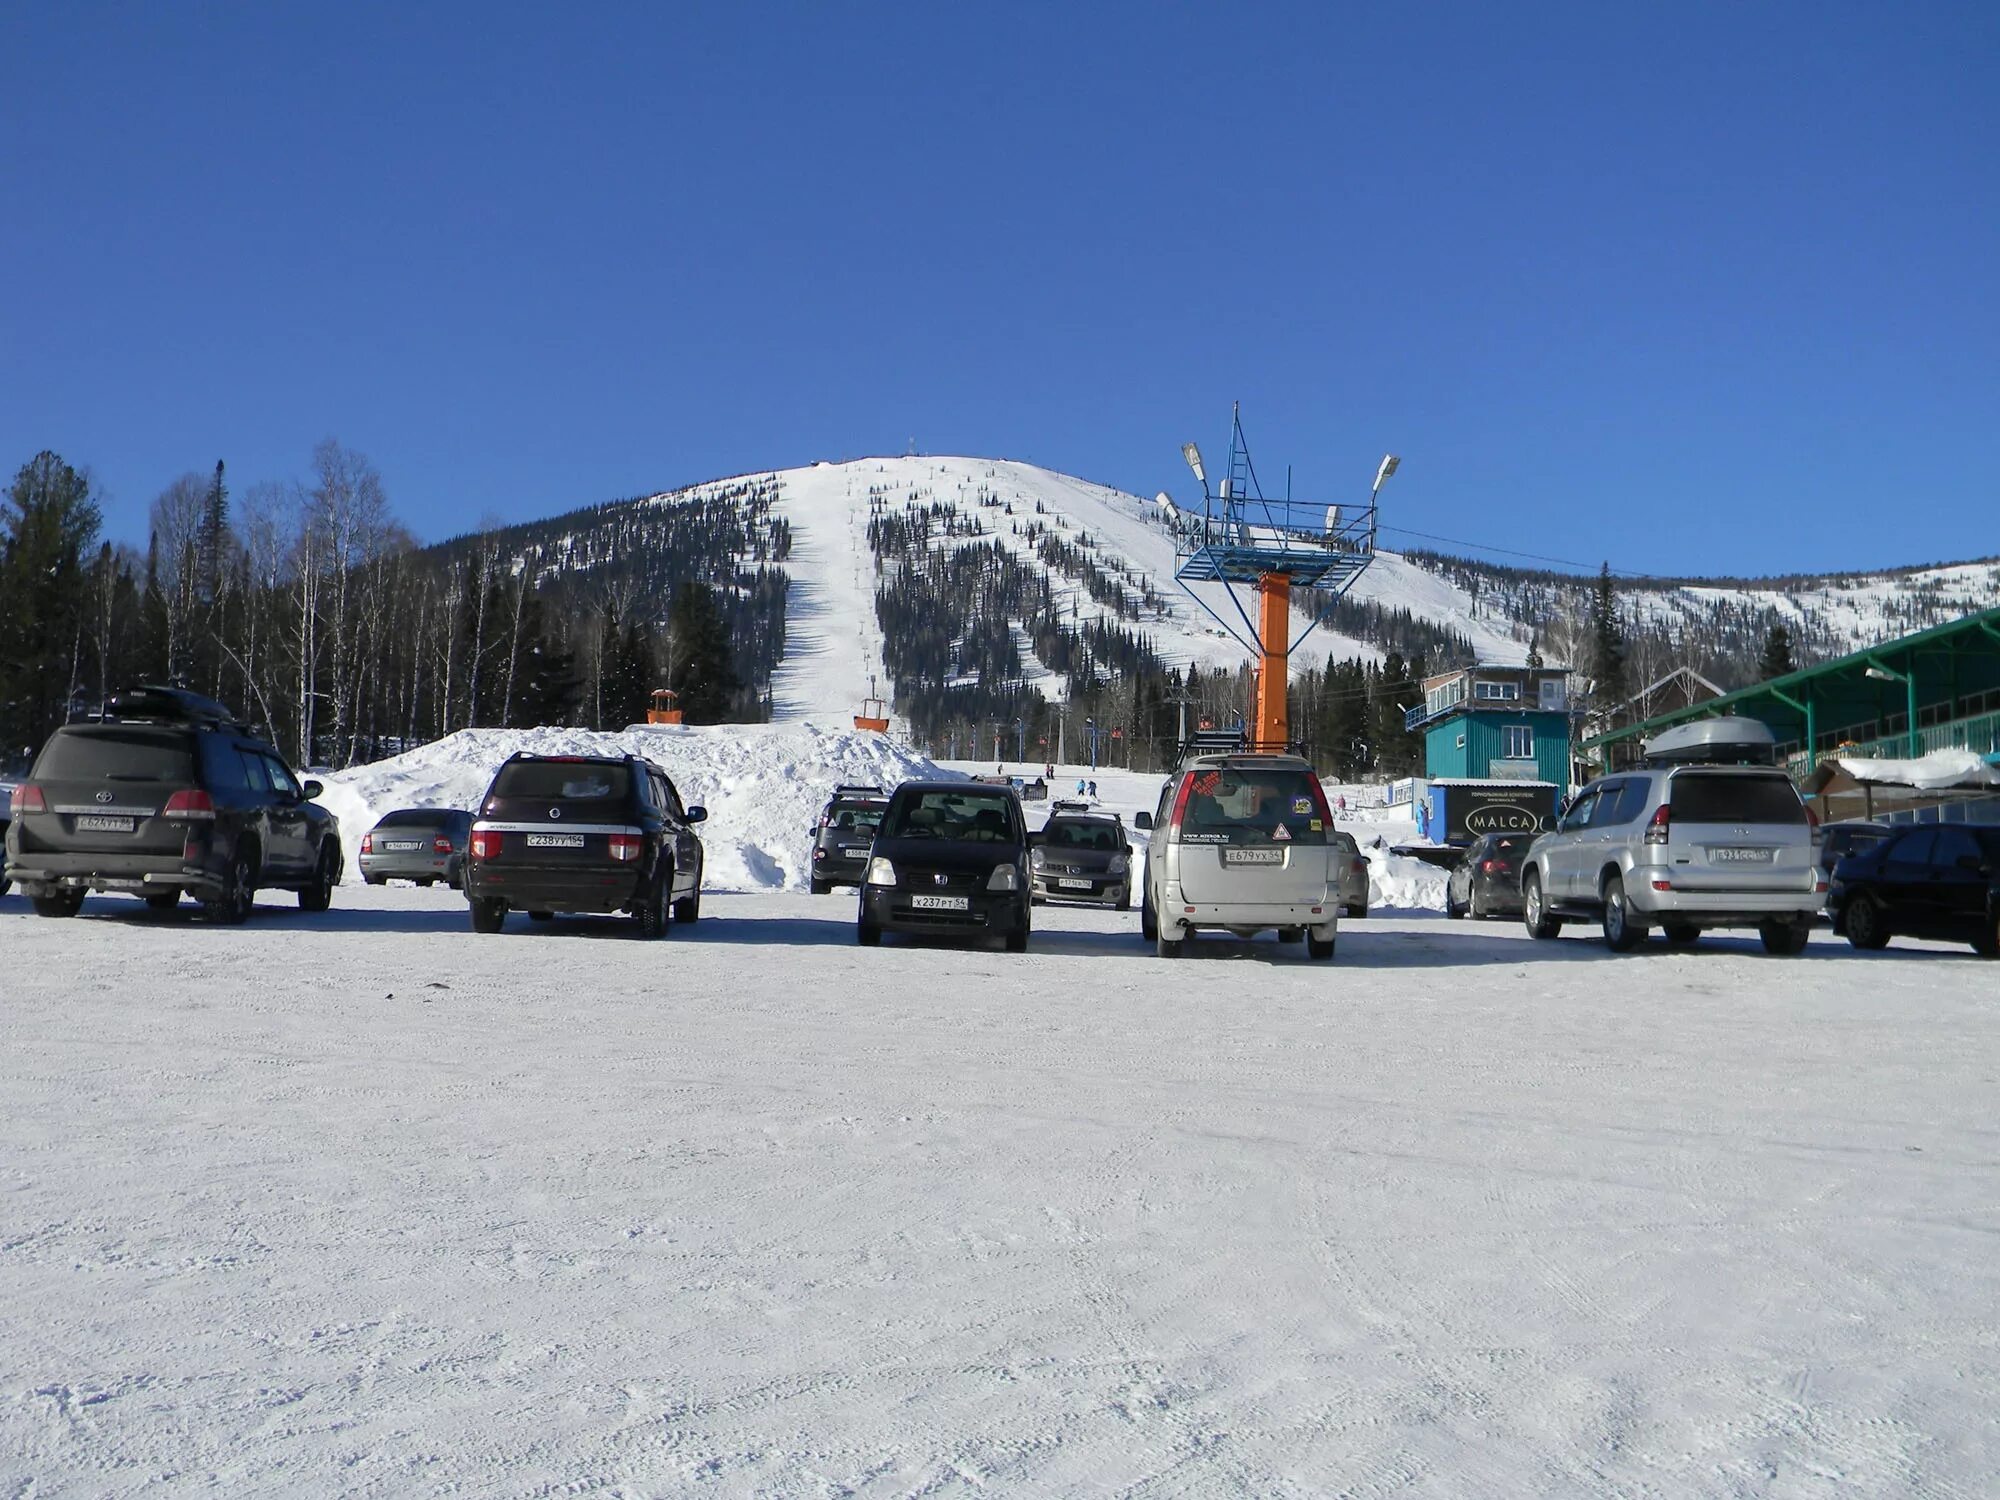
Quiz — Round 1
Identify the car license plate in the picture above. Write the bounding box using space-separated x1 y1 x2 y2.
384 840 424 851
910 894 969 911
75 815 135 833
1712 847 1774 863
1223 847 1284 865
525 833 585 849
1057 878 1094 890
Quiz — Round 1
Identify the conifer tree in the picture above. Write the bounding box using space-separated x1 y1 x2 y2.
1758 621 1796 680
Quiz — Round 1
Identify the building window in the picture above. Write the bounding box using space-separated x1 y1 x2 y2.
1456 733 1467 749
1474 680 1521 702
1503 726 1533 759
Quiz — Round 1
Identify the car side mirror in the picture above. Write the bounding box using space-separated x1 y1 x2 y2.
685 806 707 824
1134 811 1154 831
301 780 323 800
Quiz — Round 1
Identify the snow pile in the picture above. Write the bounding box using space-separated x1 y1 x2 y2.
319 723 946 892
1830 747 2000 790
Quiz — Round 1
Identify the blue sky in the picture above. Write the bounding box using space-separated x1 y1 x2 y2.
3 2 1995 577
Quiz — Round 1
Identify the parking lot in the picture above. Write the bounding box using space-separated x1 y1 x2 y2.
3 885 1996 1496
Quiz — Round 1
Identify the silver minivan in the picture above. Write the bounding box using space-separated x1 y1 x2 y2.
1139 749 1341 959
1520 717 1823 953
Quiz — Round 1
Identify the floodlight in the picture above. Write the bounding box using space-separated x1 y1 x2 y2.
1864 665 1903 682
1373 454 1401 491
1182 442 1206 485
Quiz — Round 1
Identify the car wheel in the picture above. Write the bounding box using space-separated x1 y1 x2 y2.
1156 924 1186 958
1445 891 1464 920
1844 894 1890 950
1115 890 1130 912
857 919 881 946
447 861 464 891
363 873 385 886
416 877 435 888
1005 928 1028 953
1277 926 1304 943
1307 933 1336 961
1140 885 1157 941
144 892 180 911
1760 919 1811 956
1468 885 1485 921
1350 903 1367 920
1601 874 1645 953
636 873 671 939
1523 872 1562 940
809 876 830 895
527 910 554 922
298 842 338 912
673 884 701 924
1662 921 1701 946
470 897 506 933
204 844 257 925
1973 911 1999 958
32 890 85 918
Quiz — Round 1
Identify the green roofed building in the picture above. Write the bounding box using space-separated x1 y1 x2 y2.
1583 605 2000 780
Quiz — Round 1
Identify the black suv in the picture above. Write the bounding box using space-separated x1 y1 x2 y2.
3 685 342 922
858 779 1031 950
463 752 706 936
808 782 890 893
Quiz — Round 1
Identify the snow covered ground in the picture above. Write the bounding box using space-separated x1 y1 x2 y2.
4 882 1995 1497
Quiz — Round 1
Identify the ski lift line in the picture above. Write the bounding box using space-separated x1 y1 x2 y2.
1376 525 1651 579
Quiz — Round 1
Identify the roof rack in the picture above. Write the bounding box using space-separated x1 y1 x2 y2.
831 782 886 797
99 683 249 731
1174 727 1311 765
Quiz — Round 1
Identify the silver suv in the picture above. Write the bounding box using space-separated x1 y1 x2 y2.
1519 717 1822 954
1139 740 1341 960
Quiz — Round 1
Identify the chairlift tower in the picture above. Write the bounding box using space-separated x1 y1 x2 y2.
1170 404 1398 752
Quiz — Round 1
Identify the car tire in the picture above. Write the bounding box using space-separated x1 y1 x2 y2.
1844 894 1890 951
1760 919 1811 956
416 877 435 888
857 919 881 946
527 910 554 922
1278 926 1304 943
1662 921 1701 946
1115 891 1130 912
33 890 85 918
1601 875 1645 953
363 873 385 886
470 897 506 933
1005 928 1028 953
203 844 257 925
1523 872 1562 940
673 884 701 924
1140 885 1157 941
636 873 671 939
1468 886 1485 921
298 842 338 912
810 876 830 895
1445 892 1464 920
145 892 180 911
1307 933 1336 961
1156 924 1185 958
1973 912 1999 958
1350 903 1367 920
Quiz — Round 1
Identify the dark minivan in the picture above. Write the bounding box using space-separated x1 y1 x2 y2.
3 684 342 922
858 780 1031 950
464 753 705 936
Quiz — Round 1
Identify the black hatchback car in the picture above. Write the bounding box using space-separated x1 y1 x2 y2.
464 752 706 936
858 780 1031 950
1444 833 1534 920
3 684 342 922
808 783 890 893
1828 823 2000 957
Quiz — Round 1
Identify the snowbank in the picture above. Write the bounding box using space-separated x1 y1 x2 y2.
1830 747 2000 790
319 723 945 892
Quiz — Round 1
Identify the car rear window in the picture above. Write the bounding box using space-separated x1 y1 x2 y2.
1669 772 1806 825
827 800 886 830
35 727 196 782
374 809 446 828
883 789 1018 842
1178 766 1328 846
1488 835 1531 858
491 761 631 802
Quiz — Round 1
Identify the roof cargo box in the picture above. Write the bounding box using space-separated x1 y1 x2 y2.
1642 716 1777 766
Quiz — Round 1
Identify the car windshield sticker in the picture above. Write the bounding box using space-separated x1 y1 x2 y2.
1192 771 1222 797
1291 797 1313 815
1273 823 1292 841
1309 819 1323 832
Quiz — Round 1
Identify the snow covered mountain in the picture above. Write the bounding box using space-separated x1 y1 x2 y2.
605 455 1996 725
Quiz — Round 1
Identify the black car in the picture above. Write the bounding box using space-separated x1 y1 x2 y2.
808 783 890 893
1030 807 1132 908
1444 833 1533 920
858 780 1031 950
463 752 706 936
2 684 342 922
1828 823 2000 957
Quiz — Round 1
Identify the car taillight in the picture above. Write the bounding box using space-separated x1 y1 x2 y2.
469 830 502 860
361 833 374 854
12 783 46 815
1351 858 1366 875
434 835 453 854
1481 859 1498 873
608 833 642 862
1645 804 1670 846
1167 775 1197 831
163 789 216 820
